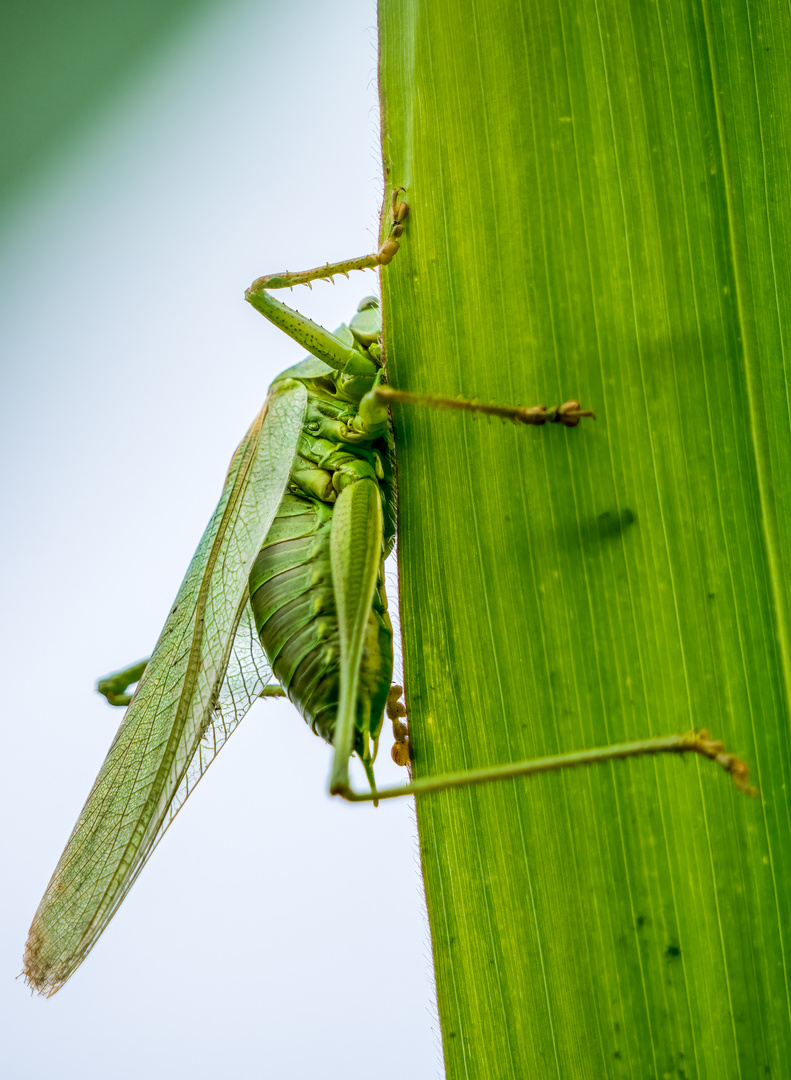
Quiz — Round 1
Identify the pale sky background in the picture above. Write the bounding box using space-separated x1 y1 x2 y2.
0 1 442 1076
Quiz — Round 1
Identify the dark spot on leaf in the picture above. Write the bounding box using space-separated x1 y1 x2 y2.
598 507 636 538
576 507 637 548
666 944 681 959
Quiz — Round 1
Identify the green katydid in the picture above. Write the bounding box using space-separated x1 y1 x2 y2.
24 189 754 997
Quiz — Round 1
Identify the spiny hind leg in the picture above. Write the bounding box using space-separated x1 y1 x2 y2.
340 729 757 803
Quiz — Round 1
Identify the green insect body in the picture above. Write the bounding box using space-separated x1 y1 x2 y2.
249 299 397 765
24 189 754 998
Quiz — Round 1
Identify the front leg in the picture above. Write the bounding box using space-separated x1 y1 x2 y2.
244 190 408 373
252 189 408 291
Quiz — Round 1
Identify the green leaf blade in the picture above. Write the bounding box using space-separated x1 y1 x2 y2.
379 1 791 1076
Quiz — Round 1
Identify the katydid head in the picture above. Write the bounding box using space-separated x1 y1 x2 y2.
349 296 382 352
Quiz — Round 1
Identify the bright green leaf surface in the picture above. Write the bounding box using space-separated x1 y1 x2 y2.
380 1 791 1077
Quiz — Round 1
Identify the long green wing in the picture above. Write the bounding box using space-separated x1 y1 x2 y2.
156 596 275 836
24 381 307 995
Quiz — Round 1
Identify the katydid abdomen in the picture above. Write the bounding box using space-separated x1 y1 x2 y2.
250 488 394 754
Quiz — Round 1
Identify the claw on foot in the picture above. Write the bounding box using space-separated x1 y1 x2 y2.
378 238 401 264
377 190 410 266
391 187 409 225
387 685 410 767
688 730 758 797
554 400 597 427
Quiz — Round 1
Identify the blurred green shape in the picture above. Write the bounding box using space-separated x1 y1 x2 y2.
379 0 791 1076
0 0 212 206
